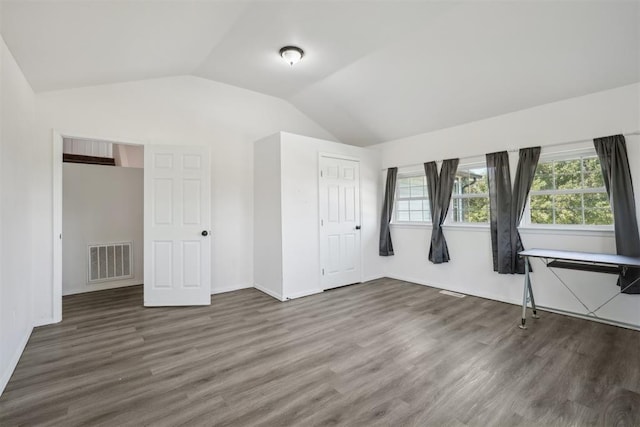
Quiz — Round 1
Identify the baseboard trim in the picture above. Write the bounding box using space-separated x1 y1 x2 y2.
63 280 141 296
361 274 384 283
212 284 252 295
254 283 284 301
385 274 640 331
0 325 33 397
33 317 56 327
284 289 323 300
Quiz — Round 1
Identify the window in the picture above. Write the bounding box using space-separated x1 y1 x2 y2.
451 165 489 223
528 153 613 226
395 174 431 223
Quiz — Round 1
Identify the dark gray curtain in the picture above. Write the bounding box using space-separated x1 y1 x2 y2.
511 147 541 273
487 148 540 274
427 159 459 263
379 167 398 256
594 135 640 294
487 151 513 273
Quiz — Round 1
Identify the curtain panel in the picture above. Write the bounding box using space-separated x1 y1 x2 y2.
426 159 459 264
379 167 398 256
594 135 640 294
487 148 540 274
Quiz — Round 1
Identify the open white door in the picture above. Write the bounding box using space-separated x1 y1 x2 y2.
144 145 211 306
319 155 361 289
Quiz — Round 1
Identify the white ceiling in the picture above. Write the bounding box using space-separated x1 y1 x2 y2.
2 1 638 146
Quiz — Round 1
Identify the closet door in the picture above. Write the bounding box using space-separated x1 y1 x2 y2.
319 155 361 289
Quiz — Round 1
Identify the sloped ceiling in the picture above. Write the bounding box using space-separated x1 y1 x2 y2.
2 1 638 146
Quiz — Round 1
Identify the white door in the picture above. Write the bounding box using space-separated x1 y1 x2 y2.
319 156 361 289
144 145 211 306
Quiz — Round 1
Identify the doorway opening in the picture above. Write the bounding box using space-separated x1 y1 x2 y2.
61 137 144 315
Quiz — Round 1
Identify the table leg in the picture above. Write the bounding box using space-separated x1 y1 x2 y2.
527 263 539 319
519 257 529 329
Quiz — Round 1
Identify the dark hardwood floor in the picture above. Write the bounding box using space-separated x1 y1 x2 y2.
1 278 639 426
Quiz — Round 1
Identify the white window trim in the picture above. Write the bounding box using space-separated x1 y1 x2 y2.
522 148 613 229
393 171 432 225
448 161 489 226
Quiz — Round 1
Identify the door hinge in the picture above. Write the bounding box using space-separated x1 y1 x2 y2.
320 170 323 178
322 268 325 275
321 219 324 226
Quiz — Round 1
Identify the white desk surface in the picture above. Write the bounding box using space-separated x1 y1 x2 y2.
519 248 640 268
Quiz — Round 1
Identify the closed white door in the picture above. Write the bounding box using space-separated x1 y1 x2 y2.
144 145 211 306
319 156 361 289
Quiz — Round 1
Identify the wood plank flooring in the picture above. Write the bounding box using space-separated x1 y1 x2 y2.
1 278 639 426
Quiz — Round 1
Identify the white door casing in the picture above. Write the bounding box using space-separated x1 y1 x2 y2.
319 156 362 289
144 145 211 306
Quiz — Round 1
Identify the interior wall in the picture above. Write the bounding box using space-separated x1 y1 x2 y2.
62 163 143 295
371 83 640 327
0 35 36 394
33 75 336 325
253 133 283 300
280 132 382 299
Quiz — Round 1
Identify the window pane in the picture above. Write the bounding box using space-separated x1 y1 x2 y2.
583 192 610 209
452 196 489 223
555 158 582 190
409 176 424 186
409 210 423 221
398 187 410 198
555 194 582 210
397 200 409 211
410 185 425 197
555 209 582 225
530 195 553 224
396 211 410 222
532 162 554 191
584 208 613 225
409 199 423 210
398 177 411 187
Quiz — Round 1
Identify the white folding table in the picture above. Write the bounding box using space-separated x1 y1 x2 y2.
517 248 640 329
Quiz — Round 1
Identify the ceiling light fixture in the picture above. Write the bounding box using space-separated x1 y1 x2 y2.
279 46 304 66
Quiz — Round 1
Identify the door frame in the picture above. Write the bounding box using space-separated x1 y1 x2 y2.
317 152 364 290
51 130 147 323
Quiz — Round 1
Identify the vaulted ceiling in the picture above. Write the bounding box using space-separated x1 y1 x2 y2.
2 1 638 146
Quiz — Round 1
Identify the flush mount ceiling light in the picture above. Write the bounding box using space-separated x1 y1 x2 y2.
279 46 304 66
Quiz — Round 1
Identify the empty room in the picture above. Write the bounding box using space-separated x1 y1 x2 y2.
0 1 639 426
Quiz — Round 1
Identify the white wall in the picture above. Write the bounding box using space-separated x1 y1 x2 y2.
372 84 640 328
0 35 36 394
33 75 336 325
62 163 143 295
253 133 283 300
280 132 382 299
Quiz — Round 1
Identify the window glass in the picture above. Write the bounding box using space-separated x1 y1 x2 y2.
451 166 489 223
529 154 612 226
394 174 431 223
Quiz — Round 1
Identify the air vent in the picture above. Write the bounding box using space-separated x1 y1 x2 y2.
439 290 466 298
88 242 133 283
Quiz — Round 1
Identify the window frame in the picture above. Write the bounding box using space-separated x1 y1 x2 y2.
448 161 490 226
521 149 614 230
392 171 432 225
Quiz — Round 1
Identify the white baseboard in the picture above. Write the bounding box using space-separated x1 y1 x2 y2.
284 289 323 300
385 274 640 331
63 280 142 296
0 325 33 397
33 317 57 327
212 284 252 294
361 274 384 283
254 283 284 301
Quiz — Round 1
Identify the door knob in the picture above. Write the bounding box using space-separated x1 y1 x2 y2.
201 230 209 236
355 225 361 230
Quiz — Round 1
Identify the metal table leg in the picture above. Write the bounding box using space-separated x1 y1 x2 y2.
519 257 529 329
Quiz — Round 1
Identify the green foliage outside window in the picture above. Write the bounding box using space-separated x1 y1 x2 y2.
452 167 489 223
530 156 612 225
